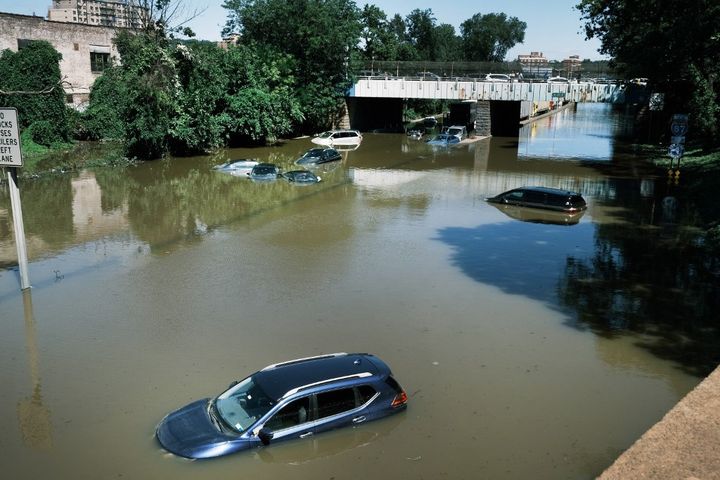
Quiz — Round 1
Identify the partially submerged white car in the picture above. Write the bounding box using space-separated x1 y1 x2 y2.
311 129 363 146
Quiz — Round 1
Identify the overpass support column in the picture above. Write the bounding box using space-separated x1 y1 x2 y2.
474 100 491 136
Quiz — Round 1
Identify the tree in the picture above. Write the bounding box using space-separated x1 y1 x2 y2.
433 24 462 62
460 13 526 62
222 0 361 131
0 41 70 146
405 9 437 60
129 0 205 40
577 0 720 140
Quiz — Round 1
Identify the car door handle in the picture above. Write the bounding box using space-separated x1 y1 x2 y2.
299 432 313 438
352 416 366 424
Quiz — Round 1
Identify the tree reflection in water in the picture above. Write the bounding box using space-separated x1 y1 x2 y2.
558 221 720 377
438 212 720 378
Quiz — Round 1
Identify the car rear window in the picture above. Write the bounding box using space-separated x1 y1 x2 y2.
570 195 585 207
384 376 403 394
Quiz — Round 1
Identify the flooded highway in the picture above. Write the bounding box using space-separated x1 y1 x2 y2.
0 104 714 479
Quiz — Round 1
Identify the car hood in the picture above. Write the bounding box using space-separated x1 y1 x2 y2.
156 399 248 459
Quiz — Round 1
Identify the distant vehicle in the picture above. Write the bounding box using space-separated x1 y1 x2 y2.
486 186 587 213
443 125 467 141
630 78 648 86
249 163 280 181
416 71 441 80
155 353 408 459
488 203 585 225
295 147 342 166
485 73 511 83
213 159 259 177
547 76 570 84
426 133 460 146
407 129 424 139
311 130 362 146
282 170 321 184
422 116 438 128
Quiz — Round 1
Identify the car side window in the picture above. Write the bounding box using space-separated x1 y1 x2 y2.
316 388 356 419
507 191 524 200
264 397 311 431
356 385 376 405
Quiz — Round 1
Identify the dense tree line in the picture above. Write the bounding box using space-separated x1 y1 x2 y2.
577 0 720 142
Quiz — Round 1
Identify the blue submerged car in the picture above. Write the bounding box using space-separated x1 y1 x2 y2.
155 353 408 459
426 133 460 146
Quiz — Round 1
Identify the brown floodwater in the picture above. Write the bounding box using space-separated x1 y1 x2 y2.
0 104 713 479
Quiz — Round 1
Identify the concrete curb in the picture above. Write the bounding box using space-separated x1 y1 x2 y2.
598 365 720 479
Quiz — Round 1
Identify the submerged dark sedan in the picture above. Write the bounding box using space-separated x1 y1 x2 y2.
486 186 587 213
156 353 407 459
282 170 321 184
294 147 341 166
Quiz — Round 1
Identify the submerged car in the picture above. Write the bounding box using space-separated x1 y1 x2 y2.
486 186 587 213
426 133 460 146
213 159 259 177
156 352 408 459
249 163 280 181
282 170 321 184
311 130 362 146
444 125 467 141
295 147 342 166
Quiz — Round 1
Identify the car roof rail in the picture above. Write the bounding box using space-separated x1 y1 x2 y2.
281 372 373 399
261 352 348 371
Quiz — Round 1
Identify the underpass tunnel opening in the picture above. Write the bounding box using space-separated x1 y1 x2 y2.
346 97 405 132
490 101 522 137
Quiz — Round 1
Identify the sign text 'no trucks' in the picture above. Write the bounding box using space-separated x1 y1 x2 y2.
0 108 23 167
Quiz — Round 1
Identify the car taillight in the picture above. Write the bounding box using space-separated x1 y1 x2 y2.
391 390 408 408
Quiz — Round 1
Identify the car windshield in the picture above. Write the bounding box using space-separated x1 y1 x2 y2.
215 377 274 433
253 167 276 175
318 131 333 138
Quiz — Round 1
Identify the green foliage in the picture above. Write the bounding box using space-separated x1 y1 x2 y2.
460 13 526 62
223 0 360 131
577 0 720 142
82 66 126 140
0 41 70 145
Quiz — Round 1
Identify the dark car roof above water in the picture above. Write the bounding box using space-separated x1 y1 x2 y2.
252 353 386 401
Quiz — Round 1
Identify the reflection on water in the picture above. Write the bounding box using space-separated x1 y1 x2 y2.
17 290 53 450
0 104 717 479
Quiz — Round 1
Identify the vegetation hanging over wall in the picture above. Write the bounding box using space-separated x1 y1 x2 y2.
0 41 70 147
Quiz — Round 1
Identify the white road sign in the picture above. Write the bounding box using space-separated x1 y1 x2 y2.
0 108 23 167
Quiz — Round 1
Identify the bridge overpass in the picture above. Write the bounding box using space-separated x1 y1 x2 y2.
349 78 621 103
344 77 624 136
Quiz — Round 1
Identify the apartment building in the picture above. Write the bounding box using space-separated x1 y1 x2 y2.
48 0 147 29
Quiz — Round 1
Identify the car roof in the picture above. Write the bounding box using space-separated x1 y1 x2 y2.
513 186 582 196
253 353 386 401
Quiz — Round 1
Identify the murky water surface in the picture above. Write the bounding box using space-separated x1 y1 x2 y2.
1 104 715 479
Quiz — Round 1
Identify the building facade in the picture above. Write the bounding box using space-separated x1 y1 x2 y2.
517 52 552 79
561 55 583 79
0 12 119 108
48 0 147 29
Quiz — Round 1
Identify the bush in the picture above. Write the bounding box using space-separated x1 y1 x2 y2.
0 41 70 142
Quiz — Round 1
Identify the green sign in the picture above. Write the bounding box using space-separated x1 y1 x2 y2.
551 92 566 98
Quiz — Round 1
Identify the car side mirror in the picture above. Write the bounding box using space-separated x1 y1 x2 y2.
258 428 274 446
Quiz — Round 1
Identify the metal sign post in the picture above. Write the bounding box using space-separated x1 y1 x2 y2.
0 107 30 290
667 113 688 184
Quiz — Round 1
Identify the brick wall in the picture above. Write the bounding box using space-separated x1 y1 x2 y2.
0 12 119 108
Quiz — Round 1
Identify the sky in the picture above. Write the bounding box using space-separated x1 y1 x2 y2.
0 0 607 61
